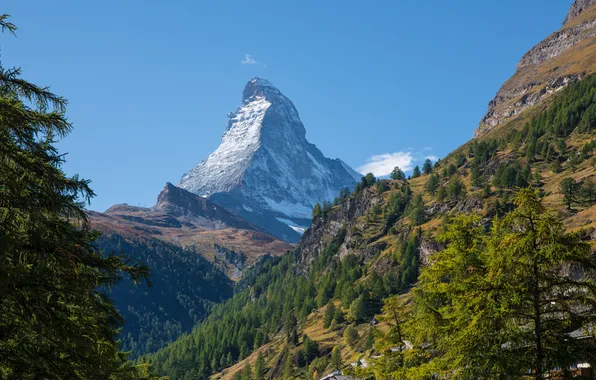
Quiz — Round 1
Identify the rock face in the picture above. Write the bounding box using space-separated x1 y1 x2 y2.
475 0 596 137
178 77 361 242
153 182 260 231
564 0 596 25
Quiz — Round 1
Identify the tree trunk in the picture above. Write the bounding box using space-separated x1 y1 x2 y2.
533 259 543 380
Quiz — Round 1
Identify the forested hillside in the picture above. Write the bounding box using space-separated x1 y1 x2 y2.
147 69 596 380
97 233 233 357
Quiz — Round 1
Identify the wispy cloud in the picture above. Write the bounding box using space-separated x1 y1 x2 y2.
357 152 415 176
357 149 440 176
241 54 257 65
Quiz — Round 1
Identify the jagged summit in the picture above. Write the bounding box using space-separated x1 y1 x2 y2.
178 78 360 242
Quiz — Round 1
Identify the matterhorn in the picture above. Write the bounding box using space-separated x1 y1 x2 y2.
178 78 361 242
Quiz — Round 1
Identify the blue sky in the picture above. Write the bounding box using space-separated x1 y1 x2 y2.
2 1 571 211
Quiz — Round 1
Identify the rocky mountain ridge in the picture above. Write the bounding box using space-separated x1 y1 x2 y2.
178 77 361 242
475 0 596 137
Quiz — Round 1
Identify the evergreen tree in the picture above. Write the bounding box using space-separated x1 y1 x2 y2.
424 174 440 196
323 302 336 329
240 362 251 380
422 158 433 174
559 177 579 210
343 324 359 348
330 346 342 370
253 352 265 380
347 295 367 322
282 352 293 379
400 190 596 378
0 15 150 380
412 165 421 178
390 166 406 181
312 203 321 218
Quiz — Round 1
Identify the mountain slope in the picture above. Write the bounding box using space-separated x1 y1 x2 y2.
475 0 596 137
89 183 292 358
178 78 361 242
148 2 596 379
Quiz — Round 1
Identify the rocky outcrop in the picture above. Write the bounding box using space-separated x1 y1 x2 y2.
564 0 596 25
297 185 383 271
475 1 596 137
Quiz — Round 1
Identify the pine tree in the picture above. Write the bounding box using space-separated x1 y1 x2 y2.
343 324 359 348
0 15 150 379
390 166 406 181
424 174 440 196
422 158 433 174
412 165 421 178
323 302 336 328
347 295 367 322
253 352 265 380
559 177 579 209
282 352 293 379
312 203 322 218
330 346 342 370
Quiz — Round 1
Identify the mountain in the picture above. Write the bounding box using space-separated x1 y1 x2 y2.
475 0 596 137
89 183 292 358
178 78 361 243
148 1 596 378
91 183 292 280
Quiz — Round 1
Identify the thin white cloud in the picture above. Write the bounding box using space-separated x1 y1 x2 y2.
357 149 441 176
241 54 257 65
357 152 414 176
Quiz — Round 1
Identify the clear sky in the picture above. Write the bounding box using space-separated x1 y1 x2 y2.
2 0 572 211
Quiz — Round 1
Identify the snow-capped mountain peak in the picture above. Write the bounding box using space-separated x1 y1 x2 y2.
178 78 360 242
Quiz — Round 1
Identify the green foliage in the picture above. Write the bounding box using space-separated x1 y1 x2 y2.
323 302 336 329
312 203 321 218
330 346 342 370
559 177 580 210
391 166 406 181
406 194 426 226
446 177 466 200
375 189 596 378
0 17 152 379
362 172 377 187
347 295 368 323
422 159 433 175
424 174 440 196
411 165 421 178
343 324 359 348
97 235 232 357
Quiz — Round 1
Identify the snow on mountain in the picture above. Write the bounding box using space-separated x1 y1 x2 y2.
178 77 360 242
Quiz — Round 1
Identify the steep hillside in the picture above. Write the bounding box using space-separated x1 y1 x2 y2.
89 183 292 358
91 183 292 280
179 78 361 242
476 0 596 137
145 2 596 379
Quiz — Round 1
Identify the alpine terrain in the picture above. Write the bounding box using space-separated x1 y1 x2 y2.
146 1 596 379
178 78 361 243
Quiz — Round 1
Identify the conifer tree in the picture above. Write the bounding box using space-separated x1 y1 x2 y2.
0 15 150 380
253 352 265 380
559 177 579 209
390 166 406 181
323 301 336 328
330 346 342 370
422 158 433 174
412 165 421 178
